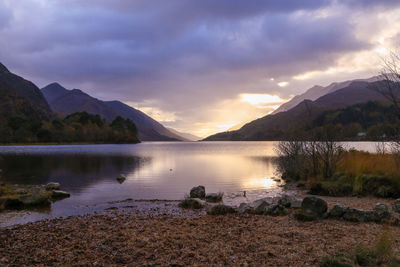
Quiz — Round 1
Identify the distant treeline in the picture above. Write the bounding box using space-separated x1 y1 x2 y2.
299 101 400 141
0 112 140 144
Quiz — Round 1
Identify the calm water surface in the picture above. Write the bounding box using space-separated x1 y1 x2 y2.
0 141 377 226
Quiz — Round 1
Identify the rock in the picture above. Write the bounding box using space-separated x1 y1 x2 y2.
208 204 236 215
392 199 400 213
329 204 348 218
45 182 60 191
250 199 271 214
190 186 206 199
52 190 71 199
373 203 390 221
238 203 252 214
265 204 287 216
301 196 328 219
278 194 301 208
342 208 375 222
116 174 126 184
205 193 222 203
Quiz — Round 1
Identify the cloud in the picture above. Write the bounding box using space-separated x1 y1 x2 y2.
1 0 400 136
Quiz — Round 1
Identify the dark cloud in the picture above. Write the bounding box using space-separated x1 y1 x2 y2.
0 0 399 134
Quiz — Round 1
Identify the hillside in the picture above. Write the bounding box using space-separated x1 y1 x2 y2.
0 62 53 125
272 76 383 114
42 83 185 141
204 81 388 141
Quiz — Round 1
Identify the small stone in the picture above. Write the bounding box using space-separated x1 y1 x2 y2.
265 204 287 216
250 199 271 214
52 190 71 199
45 182 60 191
190 186 206 199
116 174 126 184
278 194 295 208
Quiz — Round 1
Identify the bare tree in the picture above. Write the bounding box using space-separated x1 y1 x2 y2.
372 51 400 119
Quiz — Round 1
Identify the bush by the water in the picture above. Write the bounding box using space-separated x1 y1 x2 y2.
276 139 400 198
208 205 236 215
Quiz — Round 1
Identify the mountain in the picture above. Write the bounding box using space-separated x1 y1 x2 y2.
41 83 185 141
166 128 201 141
0 62 53 125
203 80 388 141
272 76 383 114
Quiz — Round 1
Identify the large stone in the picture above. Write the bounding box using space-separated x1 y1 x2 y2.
238 203 253 214
343 208 375 222
392 199 400 213
250 198 272 214
52 190 70 199
329 204 348 218
301 196 328 218
45 182 60 191
373 203 390 222
190 186 206 199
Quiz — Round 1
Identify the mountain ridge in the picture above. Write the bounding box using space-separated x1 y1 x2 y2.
41 83 186 141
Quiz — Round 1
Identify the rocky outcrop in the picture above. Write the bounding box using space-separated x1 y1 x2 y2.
190 186 206 199
45 182 60 191
51 190 71 199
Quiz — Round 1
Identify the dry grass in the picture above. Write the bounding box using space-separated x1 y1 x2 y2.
338 150 400 177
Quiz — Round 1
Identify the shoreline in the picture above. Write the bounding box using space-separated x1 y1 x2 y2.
1 195 399 266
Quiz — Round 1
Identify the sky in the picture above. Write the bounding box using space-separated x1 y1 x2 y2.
1 1 400 137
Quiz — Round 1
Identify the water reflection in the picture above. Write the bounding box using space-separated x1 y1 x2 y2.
0 141 380 225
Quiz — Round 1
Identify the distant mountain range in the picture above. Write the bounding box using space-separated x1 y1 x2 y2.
41 83 186 141
0 62 53 125
0 61 189 142
204 78 390 141
167 128 201 141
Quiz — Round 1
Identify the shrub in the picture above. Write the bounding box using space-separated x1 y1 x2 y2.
178 198 203 209
320 254 352 267
207 205 236 215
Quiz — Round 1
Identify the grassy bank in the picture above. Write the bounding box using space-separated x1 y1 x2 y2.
278 142 400 198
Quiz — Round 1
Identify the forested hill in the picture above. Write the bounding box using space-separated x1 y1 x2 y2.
0 62 53 125
0 62 139 144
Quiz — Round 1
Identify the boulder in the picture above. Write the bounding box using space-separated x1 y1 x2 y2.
329 204 348 218
45 182 60 191
301 196 328 219
342 208 375 222
392 199 400 213
205 193 222 203
208 204 236 215
51 190 70 199
190 185 206 199
373 203 390 221
250 198 271 214
238 203 253 214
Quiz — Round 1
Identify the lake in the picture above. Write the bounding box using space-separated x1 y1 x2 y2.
0 141 378 225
